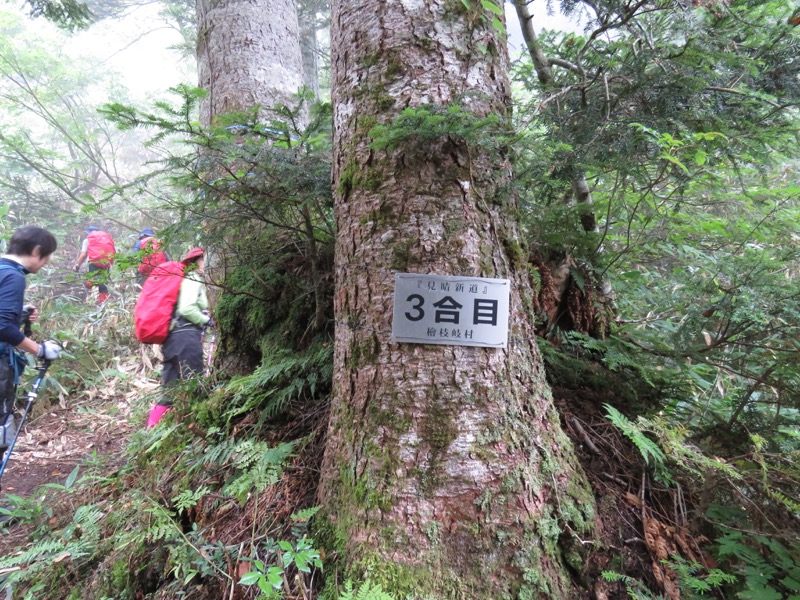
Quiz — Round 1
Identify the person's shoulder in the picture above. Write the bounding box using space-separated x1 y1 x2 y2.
0 259 26 287
0 258 25 274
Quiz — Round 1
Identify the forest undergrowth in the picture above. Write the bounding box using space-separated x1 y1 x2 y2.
1 83 799 599
1 266 794 600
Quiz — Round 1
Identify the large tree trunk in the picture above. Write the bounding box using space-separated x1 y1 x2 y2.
297 0 320 98
318 2 596 597
195 0 307 373
196 0 305 126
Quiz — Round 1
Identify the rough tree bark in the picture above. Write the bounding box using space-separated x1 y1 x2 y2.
195 0 308 372
196 0 305 126
318 1 597 597
297 0 320 98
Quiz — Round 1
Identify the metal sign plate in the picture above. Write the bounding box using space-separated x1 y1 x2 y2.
391 273 510 348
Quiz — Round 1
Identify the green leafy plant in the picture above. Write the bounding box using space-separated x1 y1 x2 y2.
336 580 397 600
604 404 672 484
239 537 322 599
457 0 507 40
667 555 736 598
714 529 800 600
601 571 667 599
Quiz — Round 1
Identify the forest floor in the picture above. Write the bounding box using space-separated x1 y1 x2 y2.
0 346 686 599
0 357 156 553
0 401 133 499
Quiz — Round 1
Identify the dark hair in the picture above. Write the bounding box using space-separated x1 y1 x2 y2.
7 226 58 258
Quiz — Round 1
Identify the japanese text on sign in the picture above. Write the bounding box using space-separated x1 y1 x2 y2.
391 273 510 348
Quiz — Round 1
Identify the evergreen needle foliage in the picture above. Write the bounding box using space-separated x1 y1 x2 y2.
3 2 799 596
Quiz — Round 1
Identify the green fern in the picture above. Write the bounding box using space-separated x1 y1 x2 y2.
0 538 64 569
715 530 800 599
601 571 667 599
172 486 211 512
223 440 295 505
146 522 179 543
337 579 398 600
224 342 332 423
604 404 672 483
667 555 735 596
645 417 741 481
61 504 104 559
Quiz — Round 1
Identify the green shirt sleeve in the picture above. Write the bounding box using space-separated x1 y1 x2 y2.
175 271 210 326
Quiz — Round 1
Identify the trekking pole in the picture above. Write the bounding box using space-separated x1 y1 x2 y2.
0 360 51 482
205 329 216 377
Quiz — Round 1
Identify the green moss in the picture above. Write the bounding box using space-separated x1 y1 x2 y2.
374 404 413 433
521 565 551 597
110 557 131 592
347 334 381 370
362 53 380 68
337 160 357 195
353 77 397 113
361 202 396 227
502 236 527 269
375 93 396 112
416 35 434 49
353 553 467 600
385 54 404 79
339 160 384 195
443 216 466 237
425 519 443 544
390 236 418 271
352 474 394 512
356 114 378 134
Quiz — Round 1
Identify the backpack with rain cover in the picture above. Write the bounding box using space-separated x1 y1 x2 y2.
138 237 168 277
87 231 116 267
134 261 185 344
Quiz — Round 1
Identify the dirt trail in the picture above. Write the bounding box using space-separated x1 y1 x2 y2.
1 405 133 499
0 360 157 503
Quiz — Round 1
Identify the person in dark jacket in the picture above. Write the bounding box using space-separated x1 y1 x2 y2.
0 226 62 464
146 248 212 428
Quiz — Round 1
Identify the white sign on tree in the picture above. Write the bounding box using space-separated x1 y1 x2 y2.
391 273 510 348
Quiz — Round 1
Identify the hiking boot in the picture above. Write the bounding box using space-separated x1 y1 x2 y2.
146 404 171 428
97 292 110 305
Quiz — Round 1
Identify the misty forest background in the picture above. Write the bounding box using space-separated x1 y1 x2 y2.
0 0 798 599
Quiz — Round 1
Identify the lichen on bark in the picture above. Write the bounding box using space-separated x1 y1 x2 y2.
317 0 599 597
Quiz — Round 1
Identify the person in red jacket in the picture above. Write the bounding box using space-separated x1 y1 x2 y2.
73 226 116 305
146 248 212 428
134 228 167 285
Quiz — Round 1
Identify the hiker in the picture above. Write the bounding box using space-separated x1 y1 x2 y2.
133 228 167 285
73 226 116 305
146 248 213 428
0 227 62 465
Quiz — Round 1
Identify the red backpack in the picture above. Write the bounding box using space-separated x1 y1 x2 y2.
138 237 168 277
134 261 185 344
87 231 116 267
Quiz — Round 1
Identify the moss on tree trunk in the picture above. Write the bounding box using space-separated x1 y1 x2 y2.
318 1 599 597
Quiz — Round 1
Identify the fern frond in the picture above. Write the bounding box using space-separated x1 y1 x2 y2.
0 538 65 568
172 486 211 512
604 404 672 483
337 579 398 600
223 440 295 505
